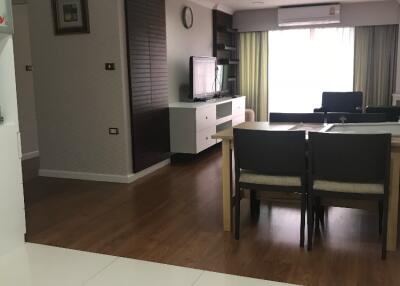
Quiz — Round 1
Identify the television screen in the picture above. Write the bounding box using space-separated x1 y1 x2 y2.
190 56 216 100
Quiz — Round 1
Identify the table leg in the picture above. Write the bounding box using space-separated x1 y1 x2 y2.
222 140 232 232
388 152 400 251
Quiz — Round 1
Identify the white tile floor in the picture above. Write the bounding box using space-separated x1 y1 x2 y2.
0 243 297 286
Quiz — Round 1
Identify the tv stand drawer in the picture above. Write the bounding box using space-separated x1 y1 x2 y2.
196 126 217 153
196 106 216 131
169 96 245 154
232 97 245 116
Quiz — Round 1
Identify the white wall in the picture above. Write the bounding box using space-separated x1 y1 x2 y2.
0 35 19 125
233 1 400 32
25 0 215 181
28 0 133 178
0 33 26 256
166 0 213 103
13 4 39 158
397 19 400 93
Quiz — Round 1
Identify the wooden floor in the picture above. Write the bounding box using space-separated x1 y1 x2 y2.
23 146 400 286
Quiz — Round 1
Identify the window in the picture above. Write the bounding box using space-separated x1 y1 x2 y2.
268 27 355 113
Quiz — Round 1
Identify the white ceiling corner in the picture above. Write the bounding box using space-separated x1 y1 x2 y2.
214 4 234 14
188 0 215 9
187 0 234 14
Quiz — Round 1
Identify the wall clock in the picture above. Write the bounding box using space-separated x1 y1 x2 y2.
182 6 193 29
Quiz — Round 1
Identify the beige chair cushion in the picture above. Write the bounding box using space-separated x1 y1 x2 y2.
239 170 301 187
314 180 384 194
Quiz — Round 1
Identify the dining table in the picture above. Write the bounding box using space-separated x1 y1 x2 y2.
212 121 400 251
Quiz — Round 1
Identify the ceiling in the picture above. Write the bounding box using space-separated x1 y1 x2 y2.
198 0 391 12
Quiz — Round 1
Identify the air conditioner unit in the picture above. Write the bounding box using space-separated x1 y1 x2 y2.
278 4 341 27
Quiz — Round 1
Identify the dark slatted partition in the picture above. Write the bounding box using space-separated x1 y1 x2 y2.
125 0 170 172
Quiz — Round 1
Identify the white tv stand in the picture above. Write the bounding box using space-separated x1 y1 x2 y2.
169 96 245 154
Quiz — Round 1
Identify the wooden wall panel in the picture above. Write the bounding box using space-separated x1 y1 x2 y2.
125 0 170 172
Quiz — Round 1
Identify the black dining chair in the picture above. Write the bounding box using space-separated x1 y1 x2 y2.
326 112 387 123
233 129 307 247
307 132 391 259
269 112 324 123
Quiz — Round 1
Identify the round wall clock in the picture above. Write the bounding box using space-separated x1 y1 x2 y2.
182 6 193 29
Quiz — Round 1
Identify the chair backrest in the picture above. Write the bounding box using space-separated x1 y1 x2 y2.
233 129 306 177
321 92 363 113
308 132 391 184
366 106 400 122
326 112 387 123
269 112 324 123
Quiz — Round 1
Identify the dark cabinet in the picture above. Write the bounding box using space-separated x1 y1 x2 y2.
212 10 239 96
125 0 170 172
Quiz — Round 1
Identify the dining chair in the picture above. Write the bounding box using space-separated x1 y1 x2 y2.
269 112 324 123
326 112 387 123
233 129 307 247
307 132 391 259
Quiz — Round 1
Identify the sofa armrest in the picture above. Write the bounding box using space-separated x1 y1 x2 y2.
355 106 363 113
314 107 326 113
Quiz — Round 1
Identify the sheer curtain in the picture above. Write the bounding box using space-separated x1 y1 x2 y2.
354 25 398 107
239 32 269 121
268 27 355 113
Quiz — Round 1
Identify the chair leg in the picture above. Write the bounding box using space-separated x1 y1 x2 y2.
300 193 306 248
319 206 325 229
307 194 314 251
314 197 324 231
378 200 383 235
381 198 388 260
235 187 241 240
250 190 260 222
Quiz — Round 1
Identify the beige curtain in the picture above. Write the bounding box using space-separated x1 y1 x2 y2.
354 25 398 107
239 32 268 121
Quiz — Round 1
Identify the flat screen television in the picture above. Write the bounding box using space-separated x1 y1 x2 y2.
190 56 216 101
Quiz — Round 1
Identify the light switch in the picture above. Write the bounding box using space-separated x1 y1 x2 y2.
105 63 116 71
109 128 119 135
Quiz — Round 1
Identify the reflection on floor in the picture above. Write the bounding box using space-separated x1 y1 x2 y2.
0 243 293 286
23 146 400 286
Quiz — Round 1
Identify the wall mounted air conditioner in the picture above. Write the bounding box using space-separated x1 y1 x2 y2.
278 4 341 27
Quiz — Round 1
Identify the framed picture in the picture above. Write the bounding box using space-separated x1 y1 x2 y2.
0 0 14 34
51 0 90 35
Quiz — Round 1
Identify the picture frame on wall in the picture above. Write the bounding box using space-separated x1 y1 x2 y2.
51 0 90 35
0 0 14 34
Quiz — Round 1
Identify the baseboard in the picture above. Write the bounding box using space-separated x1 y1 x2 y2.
39 169 131 183
22 151 39 161
126 159 171 183
39 159 171 184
